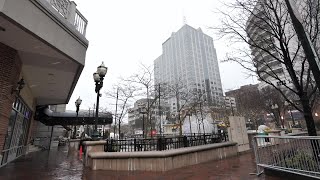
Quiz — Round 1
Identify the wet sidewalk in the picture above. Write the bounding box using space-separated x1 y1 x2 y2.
0 146 281 180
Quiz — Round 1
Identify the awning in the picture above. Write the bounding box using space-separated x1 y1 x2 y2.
35 106 113 126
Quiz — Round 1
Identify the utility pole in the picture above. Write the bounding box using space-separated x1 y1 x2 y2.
158 83 162 136
88 108 90 136
117 90 121 139
231 105 234 116
200 101 205 134
93 104 95 137
114 88 119 139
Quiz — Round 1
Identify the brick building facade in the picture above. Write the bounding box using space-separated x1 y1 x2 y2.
0 0 88 166
0 43 22 151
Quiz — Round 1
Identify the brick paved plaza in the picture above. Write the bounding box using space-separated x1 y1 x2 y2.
0 147 282 180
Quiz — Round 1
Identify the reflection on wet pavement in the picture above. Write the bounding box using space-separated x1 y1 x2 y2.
0 146 282 180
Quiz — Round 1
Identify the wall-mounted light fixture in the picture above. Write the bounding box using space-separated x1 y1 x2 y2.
11 78 25 95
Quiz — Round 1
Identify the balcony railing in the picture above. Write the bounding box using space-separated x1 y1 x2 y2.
74 9 87 35
46 0 88 36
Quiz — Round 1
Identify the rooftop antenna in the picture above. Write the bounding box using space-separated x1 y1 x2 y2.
182 9 187 25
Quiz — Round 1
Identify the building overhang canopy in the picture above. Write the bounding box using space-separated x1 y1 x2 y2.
0 0 89 105
35 106 113 126
0 15 83 105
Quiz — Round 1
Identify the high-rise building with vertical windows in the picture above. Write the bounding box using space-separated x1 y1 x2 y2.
154 24 223 110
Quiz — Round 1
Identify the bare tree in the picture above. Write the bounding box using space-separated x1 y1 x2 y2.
125 63 163 136
188 90 209 134
105 80 138 138
164 79 194 136
154 82 172 135
162 79 210 135
215 0 320 136
260 86 291 128
209 106 228 122
232 89 265 130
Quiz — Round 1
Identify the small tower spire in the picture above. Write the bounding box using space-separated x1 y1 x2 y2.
182 9 187 25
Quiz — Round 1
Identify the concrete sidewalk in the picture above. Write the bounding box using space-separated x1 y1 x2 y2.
0 147 281 180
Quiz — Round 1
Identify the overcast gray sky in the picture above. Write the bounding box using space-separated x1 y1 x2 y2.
66 0 258 111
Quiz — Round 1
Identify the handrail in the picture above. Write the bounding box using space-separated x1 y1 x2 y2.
75 9 88 24
45 0 88 36
74 9 88 36
252 135 320 178
254 135 320 139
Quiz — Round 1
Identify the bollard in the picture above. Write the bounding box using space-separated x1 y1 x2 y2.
157 138 162 151
111 139 114 152
183 136 189 147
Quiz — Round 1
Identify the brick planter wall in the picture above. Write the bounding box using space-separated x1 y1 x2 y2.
0 43 21 151
87 142 238 171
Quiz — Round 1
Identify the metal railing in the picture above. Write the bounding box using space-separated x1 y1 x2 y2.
253 135 320 179
46 0 87 36
104 133 228 152
74 9 88 36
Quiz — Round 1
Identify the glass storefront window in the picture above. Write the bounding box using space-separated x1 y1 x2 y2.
25 110 29 119
3 110 17 150
2 97 32 165
16 99 20 111
19 102 23 112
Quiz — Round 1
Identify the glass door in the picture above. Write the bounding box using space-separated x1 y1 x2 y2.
7 113 24 162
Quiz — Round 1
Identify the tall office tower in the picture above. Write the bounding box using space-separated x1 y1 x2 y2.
154 24 224 111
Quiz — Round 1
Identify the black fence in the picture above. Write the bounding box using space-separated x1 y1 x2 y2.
104 133 228 152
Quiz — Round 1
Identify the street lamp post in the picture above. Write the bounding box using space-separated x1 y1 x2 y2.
271 104 279 128
285 101 295 128
186 111 192 135
73 97 82 139
290 109 295 127
230 101 235 116
196 110 201 134
199 102 206 134
271 104 284 128
92 62 108 140
138 103 147 138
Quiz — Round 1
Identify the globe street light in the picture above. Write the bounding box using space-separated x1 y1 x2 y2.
73 96 82 139
138 103 147 138
92 62 108 140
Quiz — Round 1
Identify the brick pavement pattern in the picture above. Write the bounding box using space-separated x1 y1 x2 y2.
0 147 282 180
